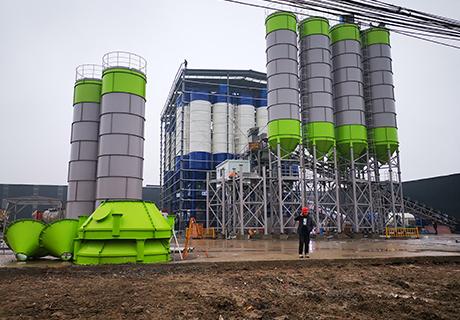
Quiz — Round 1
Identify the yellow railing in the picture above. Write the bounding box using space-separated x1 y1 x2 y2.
203 228 216 239
385 227 420 239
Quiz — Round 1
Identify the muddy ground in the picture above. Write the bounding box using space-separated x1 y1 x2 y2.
0 256 459 320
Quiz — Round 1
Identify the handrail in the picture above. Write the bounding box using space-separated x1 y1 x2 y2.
102 51 147 74
75 64 102 81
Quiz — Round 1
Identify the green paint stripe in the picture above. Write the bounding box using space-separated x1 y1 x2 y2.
330 23 360 44
361 27 390 47
370 127 398 145
336 124 368 158
268 119 301 154
299 17 330 38
73 79 102 104
268 119 301 138
335 124 368 144
371 127 398 163
303 122 335 141
102 67 147 99
303 122 335 154
265 11 297 34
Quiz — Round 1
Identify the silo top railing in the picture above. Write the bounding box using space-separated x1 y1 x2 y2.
102 51 147 75
75 64 103 81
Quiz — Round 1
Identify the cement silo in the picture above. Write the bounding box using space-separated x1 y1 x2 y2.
330 23 367 158
189 90 212 169
66 64 102 218
299 17 335 155
235 95 255 154
256 88 268 135
361 27 398 163
175 93 190 169
212 84 234 166
265 11 301 155
96 52 147 203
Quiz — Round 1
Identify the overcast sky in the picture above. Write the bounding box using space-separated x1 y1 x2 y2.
0 0 459 186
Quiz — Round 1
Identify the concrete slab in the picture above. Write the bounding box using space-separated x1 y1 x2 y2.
173 234 460 263
1 235 459 267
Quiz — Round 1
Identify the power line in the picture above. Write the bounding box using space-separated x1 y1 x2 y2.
391 29 460 50
223 0 460 49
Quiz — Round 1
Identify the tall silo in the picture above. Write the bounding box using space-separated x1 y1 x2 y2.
299 17 335 155
235 95 255 154
175 93 190 170
330 23 367 158
189 90 212 170
265 11 301 155
361 27 398 163
256 88 268 135
66 64 102 218
96 52 147 203
212 84 234 167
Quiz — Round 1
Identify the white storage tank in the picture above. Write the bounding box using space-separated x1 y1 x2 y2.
235 95 255 154
256 88 268 135
212 84 235 167
189 89 212 169
175 93 190 170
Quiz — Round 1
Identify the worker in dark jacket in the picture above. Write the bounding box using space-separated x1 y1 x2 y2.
294 207 314 258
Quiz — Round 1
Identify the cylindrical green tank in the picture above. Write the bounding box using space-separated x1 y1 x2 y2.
5 219 47 261
39 219 79 261
361 27 398 163
299 17 335 155
330 23 367 159
265 12 301 155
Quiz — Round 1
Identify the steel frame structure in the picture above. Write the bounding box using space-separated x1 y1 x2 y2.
206 169 269 237
164 67 457 235
160 64 267 229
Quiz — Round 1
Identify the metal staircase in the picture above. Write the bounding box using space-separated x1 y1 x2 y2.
379 183 458 230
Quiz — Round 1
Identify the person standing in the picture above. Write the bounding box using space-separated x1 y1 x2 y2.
295 207 313 258
432 220 438 235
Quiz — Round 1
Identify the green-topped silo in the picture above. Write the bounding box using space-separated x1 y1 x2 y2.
265 11 301 155
96 52 147 204
330 23 367 159
67 64 102 218
299 17 335 155
361 27 398 163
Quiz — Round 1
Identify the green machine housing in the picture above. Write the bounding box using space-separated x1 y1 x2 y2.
73 200 172 265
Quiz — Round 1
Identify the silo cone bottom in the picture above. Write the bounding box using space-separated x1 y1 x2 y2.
5 219 48 261
73 200 173 265
39 219 79 261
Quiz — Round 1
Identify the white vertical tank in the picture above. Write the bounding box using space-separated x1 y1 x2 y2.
256 88 268 135
189 90 212 169
212 84 234 167
175 94 190 169
235 96 255 154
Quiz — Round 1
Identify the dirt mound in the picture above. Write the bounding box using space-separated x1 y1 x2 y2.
0 256 458 319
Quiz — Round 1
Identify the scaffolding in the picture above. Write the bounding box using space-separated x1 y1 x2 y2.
160 64 267 229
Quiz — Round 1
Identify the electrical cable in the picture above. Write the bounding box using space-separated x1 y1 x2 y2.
223 0 460 49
